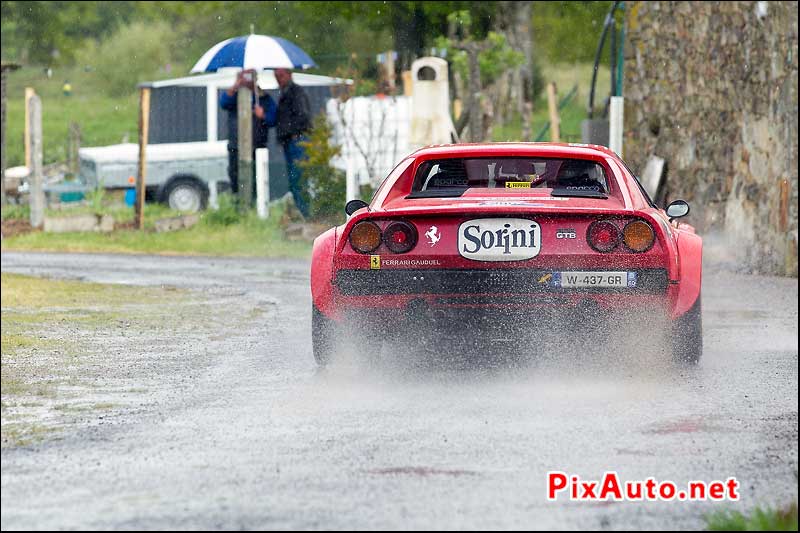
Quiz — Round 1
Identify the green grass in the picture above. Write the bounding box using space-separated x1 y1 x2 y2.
492 62 611 143
0 272 191 447
1 422 58 448
46 200 181 230
706 503 798 531
2 202 313 258
1 204 30 221
5 65 138 168
1 272 166 309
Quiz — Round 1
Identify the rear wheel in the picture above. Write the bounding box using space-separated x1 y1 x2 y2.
311 306 383 366
671 294 703 364
312 305 335 367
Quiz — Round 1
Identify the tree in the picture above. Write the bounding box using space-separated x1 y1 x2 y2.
495 1 532 118
0 1 136 64
437 11 523 142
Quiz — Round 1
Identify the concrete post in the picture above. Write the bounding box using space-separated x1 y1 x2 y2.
609 96 624 156
255 147 269 219
28 94 44 228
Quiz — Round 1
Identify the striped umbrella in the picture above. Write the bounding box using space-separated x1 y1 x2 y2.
190 34 316 73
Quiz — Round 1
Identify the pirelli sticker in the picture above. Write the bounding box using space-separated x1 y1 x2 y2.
370 255 381 269
505 181 532 188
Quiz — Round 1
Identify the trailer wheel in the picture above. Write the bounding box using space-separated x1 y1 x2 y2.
164 177 206 213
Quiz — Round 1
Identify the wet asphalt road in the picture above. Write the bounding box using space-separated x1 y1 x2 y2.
1 251 797 530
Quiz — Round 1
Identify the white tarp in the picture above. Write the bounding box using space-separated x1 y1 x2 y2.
326 96 412 187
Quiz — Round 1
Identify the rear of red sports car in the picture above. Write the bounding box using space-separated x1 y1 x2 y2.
310 144 702 366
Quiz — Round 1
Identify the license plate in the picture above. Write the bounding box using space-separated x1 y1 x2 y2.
553 271 636 288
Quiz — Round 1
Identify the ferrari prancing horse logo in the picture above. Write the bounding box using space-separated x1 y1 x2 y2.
370 255 381 269
425 226 441 247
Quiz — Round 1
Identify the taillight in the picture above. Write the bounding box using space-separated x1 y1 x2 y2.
587 220 620 253
623 220 655 252
383 221 418 253
349 221 382 253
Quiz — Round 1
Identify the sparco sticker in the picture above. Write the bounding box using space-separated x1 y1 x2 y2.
458 218 541 262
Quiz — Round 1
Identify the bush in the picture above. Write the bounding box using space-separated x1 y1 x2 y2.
75 21 180 97
299 113 346 223
706 502 798 531
1 204 30 221
202 194 241 227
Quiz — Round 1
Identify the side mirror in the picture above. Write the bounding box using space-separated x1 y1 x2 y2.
666 200 690 221
344 199 369 216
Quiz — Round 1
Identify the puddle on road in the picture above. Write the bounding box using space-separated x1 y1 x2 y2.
364 466 478 477
642 415 739 435
707 309 770 320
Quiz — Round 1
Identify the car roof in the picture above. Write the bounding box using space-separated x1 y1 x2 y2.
408 142 620 160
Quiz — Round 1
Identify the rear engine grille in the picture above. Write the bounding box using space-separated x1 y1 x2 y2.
334 269 669 296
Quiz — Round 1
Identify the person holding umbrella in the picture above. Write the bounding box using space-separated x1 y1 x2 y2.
192 34 317 213
219 68 277 201
275 68 311 219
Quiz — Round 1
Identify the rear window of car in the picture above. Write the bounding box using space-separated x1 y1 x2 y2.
411 157 610 194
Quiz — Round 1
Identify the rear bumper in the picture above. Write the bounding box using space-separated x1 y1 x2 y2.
335 268 668 296
330 268 674 319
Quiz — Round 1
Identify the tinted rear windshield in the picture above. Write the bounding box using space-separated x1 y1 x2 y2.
412 157 610 194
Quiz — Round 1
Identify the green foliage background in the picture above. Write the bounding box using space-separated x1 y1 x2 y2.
2 1 614 71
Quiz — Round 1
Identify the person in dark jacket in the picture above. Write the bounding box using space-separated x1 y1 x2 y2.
274 68 311 218
219 69 277 199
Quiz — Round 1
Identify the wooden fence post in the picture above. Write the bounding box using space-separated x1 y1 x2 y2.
0 63 21 205
135 87 150 229
546 82 560 142
237 85 253 211
28 94 44 228
68 122 81 177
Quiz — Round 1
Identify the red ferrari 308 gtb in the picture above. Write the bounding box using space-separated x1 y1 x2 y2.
310 143 702 366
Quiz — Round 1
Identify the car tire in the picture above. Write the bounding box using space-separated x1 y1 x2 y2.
671 293 703 364
312 304 335 367
164 177 206 213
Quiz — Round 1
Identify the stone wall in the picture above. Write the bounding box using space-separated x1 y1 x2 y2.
624 1 798 276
